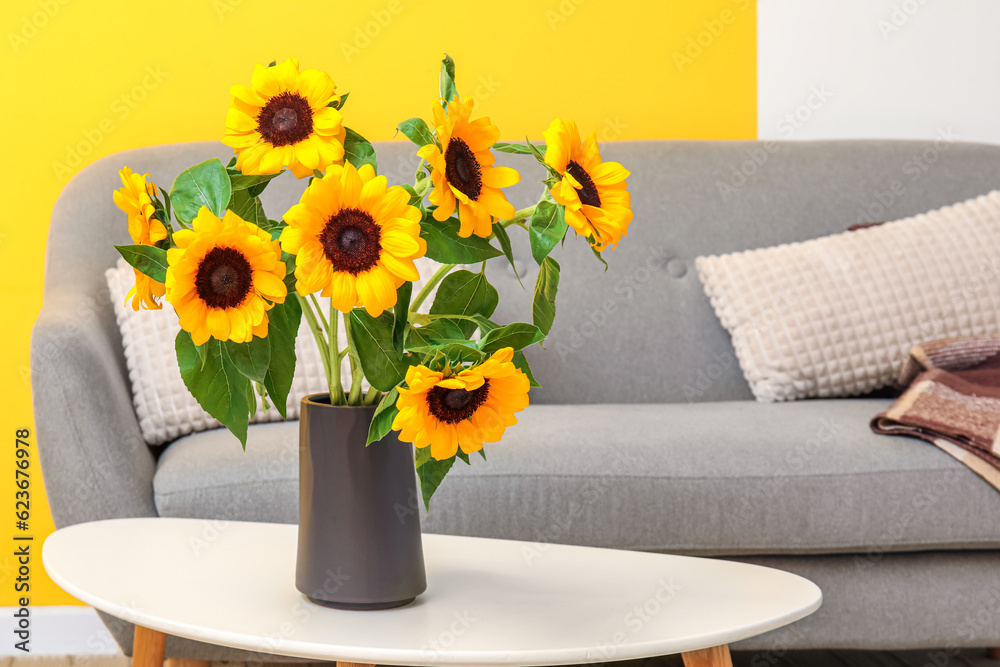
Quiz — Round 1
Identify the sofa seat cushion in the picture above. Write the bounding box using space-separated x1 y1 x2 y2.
153 399 1000 556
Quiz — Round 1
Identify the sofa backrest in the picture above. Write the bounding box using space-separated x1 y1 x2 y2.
49 138 1000 406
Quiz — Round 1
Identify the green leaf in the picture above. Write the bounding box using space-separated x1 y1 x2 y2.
439 54 458 105
175 331 251 448
469 314 499 334
367 387 400 446
349 310 410 392
170 158 231 224
408 341 485 364
159 189 173 224
227 170 282 193
114 244 168 283
591 244 609 271
343 127 377 172
258 217 286 235
493 142 546 155
479 322 544 354
526 138 547 162
228 189 267 225
532 256 560 336
329 91 349 110
246 378 258 415
491 222 523 288
415 446 432 469
418 455 455 510
456 451 470 465
429 270 499 337
529 201 568 265
225 336 271 383
393 282 412 354
513 350 541 387
421 217 503 264
398 117 436 148
262 297 301 419
402 184 422 207
478 448 487 461
406 319 466 348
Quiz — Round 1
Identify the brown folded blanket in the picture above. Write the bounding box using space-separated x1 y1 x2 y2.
871 336 1000 492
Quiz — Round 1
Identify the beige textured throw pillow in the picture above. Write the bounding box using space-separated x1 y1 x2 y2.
106 259 329 444
696 191 1000 402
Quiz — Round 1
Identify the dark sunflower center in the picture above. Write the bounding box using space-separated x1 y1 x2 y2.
444 138 482 200
567 160 601 208
427 380 491 424
256 92 314 146
318 208 381 275
195 246 254 309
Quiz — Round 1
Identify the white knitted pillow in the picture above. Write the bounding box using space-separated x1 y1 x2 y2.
106 259 327 444
107 256 451 445
696 191 1000 402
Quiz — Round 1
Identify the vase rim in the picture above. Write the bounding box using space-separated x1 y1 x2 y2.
301 393 379 409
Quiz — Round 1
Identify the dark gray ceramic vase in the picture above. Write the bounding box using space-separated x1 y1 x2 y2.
296 393 426 610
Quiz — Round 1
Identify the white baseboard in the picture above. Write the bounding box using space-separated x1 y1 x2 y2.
1 606 123 656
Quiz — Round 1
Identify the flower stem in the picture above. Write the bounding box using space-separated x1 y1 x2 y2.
410 263 456 312
329 305 344 405
297 293 336 403
310 294 330 337
363 385 382 405
414 175 433 196
341 312 365 405
502 205 536 229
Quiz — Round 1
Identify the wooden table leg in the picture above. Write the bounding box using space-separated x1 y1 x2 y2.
987 647 1000 660
682 645 734 667
133 625 167 667
337 663 375 667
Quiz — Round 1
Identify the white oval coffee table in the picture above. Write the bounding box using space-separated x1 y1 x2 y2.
43 518 821 667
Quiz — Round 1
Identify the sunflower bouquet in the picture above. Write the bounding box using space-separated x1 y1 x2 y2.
112 56 632 507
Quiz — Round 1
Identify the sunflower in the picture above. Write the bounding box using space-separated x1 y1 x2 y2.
392 347 531 461
543 119 633 251
223 58 346 179
280 161 426 317
417 96 520 238
165 207 287 345
113 166 168 310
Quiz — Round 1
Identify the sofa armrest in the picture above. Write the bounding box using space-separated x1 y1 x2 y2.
30 291 157 527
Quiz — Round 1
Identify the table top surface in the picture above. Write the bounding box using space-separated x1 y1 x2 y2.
43 518 821 666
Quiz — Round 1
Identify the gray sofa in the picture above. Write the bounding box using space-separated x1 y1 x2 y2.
32 139 1000 659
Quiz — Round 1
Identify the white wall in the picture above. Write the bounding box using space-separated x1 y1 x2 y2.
758 0 1000 144
1 606 121 656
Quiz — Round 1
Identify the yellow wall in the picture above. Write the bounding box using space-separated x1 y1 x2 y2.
0 0 756 605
